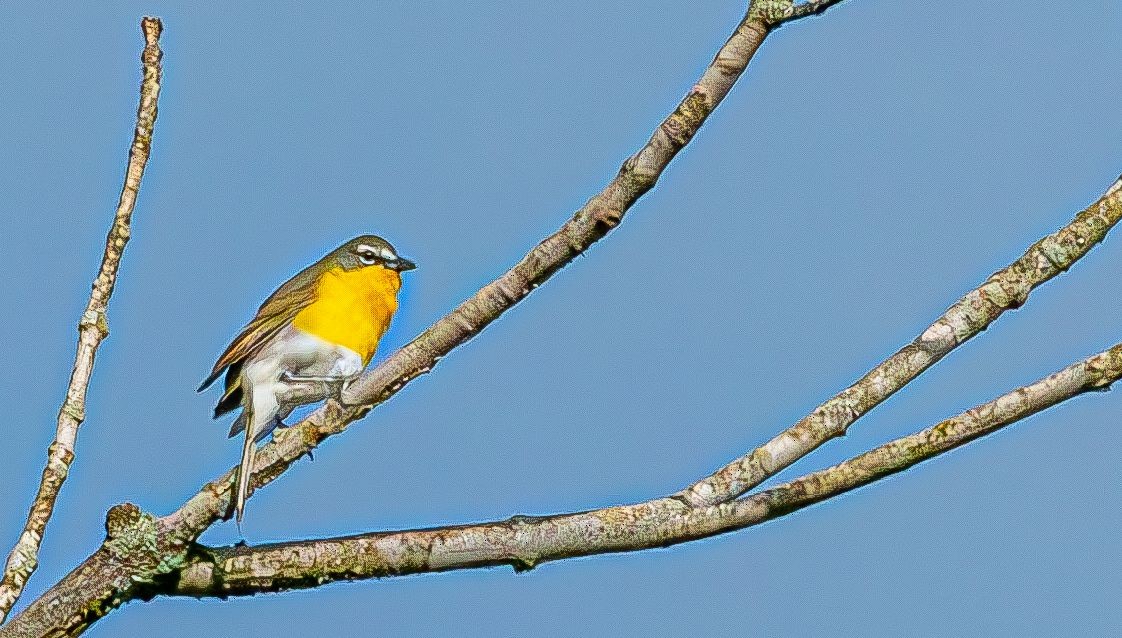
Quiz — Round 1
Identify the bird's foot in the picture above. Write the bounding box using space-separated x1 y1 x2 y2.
281 372 341 383
281 372 352 397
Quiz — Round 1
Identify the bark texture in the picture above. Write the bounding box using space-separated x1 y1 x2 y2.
5 2 1120 636
1 4 826 636
0 16 163 625
675 179 1122 507
167 342 1122 597
160 4 789 545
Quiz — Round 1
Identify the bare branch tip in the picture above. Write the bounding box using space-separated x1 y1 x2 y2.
142 16 163 42
24 2 1122 632
0 16 163 623
1106 174 1122 197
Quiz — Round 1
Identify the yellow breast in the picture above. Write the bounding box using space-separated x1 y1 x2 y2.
292 265 401 365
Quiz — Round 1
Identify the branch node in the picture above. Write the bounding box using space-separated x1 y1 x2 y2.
59 402 86 424
45 441 75 467
510 557 538 573
78 309 110 339
618 154 657 193
105 504 149 542
103 503 191 585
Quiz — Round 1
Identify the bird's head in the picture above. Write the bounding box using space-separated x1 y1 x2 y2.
333 235 416 273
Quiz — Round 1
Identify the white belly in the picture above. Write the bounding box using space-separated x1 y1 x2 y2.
242 324 364 413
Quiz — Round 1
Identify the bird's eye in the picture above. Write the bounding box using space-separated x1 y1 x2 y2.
357 251 378 265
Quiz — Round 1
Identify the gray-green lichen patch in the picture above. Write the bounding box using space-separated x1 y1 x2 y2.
749 0 794 23
103 503 189 584
104 504 157 560
661 90 711 149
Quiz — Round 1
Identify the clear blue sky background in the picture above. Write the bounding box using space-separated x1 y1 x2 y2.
2 2 1120 636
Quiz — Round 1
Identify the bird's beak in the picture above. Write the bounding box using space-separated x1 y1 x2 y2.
389 256 417 272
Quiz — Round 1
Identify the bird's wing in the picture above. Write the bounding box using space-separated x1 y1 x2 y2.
198 265 322 391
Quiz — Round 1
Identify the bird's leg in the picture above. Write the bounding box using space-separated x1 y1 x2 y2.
280 372 339 399
281 372 344 383
280 371 353 401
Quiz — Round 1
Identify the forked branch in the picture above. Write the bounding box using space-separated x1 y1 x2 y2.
157 1 844 546
1 5 831 635
675 177 1122 508
2 5 854 634
5 2 1120 636
168 342 1121 597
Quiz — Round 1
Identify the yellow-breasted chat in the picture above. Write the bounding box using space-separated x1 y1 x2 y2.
198 235 415 523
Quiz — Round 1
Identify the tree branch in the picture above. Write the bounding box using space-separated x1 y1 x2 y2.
0 16 163 625
673 178 1122 508
165 342 1122 598
749 0 847 26
159 2 819 544
785 0 847 22
2 5 846 636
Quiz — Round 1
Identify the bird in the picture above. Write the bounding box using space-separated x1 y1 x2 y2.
198 235 415 524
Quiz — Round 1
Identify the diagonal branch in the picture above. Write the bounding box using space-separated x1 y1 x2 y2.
0 17 163 625
166 342 1122 598
673 177 1122 508
157 2 837 545
0 5 845 636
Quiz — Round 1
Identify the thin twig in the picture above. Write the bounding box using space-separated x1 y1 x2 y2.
673 181 1122 508
1106 173 1122 197
167 342 1122 597
158 3 804 544
0 17 163 624
0 6 841 634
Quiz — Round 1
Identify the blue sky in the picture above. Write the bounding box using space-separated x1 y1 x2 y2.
1 2 1121 636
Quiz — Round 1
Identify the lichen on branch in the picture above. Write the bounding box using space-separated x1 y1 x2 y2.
166 341 1122 598
674 179 1122 508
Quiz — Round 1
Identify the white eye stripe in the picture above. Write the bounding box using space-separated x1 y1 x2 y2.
355 243 396 265
356 244 396 260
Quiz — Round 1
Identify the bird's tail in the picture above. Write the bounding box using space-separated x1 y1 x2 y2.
235 404 257 524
